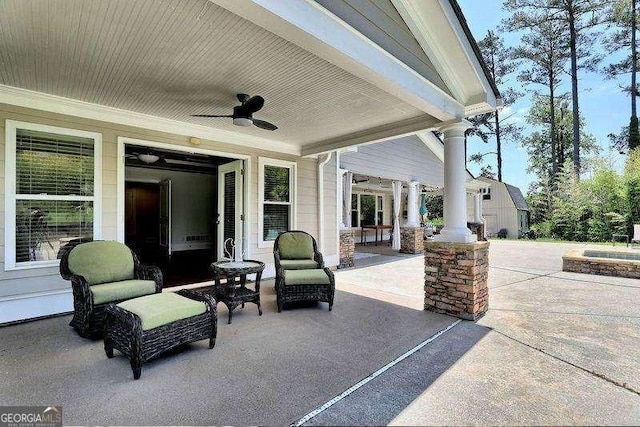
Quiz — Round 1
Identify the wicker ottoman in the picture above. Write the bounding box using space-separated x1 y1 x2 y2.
104 290 217 379
276 268 335 312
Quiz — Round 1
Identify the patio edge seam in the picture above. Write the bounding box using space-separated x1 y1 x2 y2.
291 319 462 426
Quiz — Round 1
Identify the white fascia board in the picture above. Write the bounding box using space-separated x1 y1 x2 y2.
211 0 464 122
438 0 498 109
392 0 497 114
0 84 300 155
301 115 440 157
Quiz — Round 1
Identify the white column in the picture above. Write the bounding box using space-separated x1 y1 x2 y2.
473 193 482 223
406 181 420 227
435 120 477 243
338 169 347 228
342 171 353 228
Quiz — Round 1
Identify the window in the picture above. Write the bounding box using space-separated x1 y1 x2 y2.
351 194 357 227
352 193 384 227
5 121 102 269
258 158 296 246
483 187 491 200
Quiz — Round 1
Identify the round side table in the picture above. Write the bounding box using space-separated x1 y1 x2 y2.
210 260 265 324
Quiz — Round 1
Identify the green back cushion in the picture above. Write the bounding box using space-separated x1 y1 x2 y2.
278 232 315 260
68 241 135 285
117 293 207 331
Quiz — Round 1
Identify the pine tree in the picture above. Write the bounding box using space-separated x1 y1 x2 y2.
605 0 639 152
474 30 522 182
506 12 568 183
504 0 608 177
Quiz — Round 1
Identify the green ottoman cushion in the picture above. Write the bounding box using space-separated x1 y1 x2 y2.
278 233 315 259
117 292 208 331
68 241 135 285
284 269 331 286
279 259 318 270
90 280 157 305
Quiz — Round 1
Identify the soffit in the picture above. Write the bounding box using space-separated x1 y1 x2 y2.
0 0 426 147
312 0 452 97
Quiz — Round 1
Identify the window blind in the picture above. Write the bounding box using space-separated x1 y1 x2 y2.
16 129 94 196
263 204 289 241
13 128 96 264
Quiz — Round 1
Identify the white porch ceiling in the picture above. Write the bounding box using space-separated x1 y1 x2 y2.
0 0 433 150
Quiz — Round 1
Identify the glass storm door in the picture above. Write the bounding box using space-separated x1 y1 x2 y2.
159 178 172 256
217 160 244 260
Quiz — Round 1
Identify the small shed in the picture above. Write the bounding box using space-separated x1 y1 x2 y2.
468 177 529 238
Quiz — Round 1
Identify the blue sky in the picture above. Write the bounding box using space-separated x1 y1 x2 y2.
458 0 628 192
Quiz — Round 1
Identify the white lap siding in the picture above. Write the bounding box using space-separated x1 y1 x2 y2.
0 103 337 322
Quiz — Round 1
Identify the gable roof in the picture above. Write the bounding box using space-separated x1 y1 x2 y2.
477 177 529 211
504 183 529 211
448 0 501 99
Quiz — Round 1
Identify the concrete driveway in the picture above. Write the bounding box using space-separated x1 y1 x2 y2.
309 240 640 425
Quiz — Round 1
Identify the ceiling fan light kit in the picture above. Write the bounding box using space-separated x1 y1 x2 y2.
137 153 160 164
233 117 253 127
191 93 278 131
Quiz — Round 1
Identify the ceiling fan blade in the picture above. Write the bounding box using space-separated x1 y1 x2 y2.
191 114 233 118
252 119 278 131
243 95 265 113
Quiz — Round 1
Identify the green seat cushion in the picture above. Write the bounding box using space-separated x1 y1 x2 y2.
91 280 157 305
278 233 315 260
69 241 134 285
279 259 318 270
117 293 207 331
284 269 331 286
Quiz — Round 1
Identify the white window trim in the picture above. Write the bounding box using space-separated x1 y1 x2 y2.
4 120 102 271
352 191 385 227
258 157 297 249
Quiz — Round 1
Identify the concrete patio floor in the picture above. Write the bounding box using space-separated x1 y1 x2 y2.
1 240 640 425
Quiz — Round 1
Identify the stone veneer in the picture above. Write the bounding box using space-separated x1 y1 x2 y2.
339 229 355 268
400 226 424 254
424 240 489 320
563 249 640 279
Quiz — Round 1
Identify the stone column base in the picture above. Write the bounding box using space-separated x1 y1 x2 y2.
339 229 355 268
424 240 489 320
400 226 424 254
467 222 486 241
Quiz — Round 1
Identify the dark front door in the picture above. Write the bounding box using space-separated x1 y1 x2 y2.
125 182 160 262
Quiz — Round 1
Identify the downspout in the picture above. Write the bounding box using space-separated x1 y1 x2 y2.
317 152 333 254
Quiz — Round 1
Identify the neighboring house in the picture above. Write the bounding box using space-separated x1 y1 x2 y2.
468 177 530 238
0 0 499 323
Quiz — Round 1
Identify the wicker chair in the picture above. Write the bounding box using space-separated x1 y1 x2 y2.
60 241 163 338
273 231 335 312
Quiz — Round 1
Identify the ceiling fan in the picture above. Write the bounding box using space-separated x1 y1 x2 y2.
191 94 278 131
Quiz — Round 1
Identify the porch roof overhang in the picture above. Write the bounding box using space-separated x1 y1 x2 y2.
0 0 497 158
